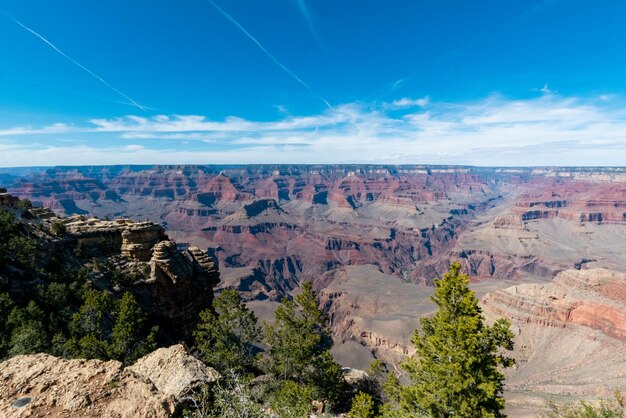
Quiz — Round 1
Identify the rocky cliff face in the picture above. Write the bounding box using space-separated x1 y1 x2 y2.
481 269 626 413
0 191 220 341
511 181 626 225
64 217 166 260
482 268 626 342
0 344 218 418
65 217 220 338
141 241 220 336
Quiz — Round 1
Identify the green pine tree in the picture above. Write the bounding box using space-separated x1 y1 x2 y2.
0 293 16 359
109 292 153 364
401 262 515 418
349 392 377 418
7 301 49 356
264 281 346 410
194 288 261 375
67 289 112 360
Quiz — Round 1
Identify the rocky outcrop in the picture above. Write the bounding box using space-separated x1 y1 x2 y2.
140 241 220 337
127 345 220 398
0 188 19 207
64 218 166 260
0 201 221 340
480 269 626 412
122 223 166 261
0 344 218 418
482 268 626 340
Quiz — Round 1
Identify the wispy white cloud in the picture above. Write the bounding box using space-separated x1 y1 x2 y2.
388 97 430 108
0 123 75 136
540 84 552 94
1 93 625 166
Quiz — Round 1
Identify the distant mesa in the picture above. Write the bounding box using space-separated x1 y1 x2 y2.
243 199 285 218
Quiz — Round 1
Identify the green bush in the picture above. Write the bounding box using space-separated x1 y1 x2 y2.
51 221 67 236
183 372 265 418
194 288 260 376
271 380 313 418
545 392 625 418
16 199 32 211
349 391 377 418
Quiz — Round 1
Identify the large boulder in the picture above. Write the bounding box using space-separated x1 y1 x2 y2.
128 344 219 398
0 345 218 417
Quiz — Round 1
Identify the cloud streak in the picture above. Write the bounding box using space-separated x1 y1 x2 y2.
1 10 147 112
294 0 324 48
387 97 430 109
0 93 625 167
206 0 334 111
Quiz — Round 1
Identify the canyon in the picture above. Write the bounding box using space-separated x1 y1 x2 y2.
4 165 626 296
2 165 626 414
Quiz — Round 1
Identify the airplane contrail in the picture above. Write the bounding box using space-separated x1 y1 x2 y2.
1 11 147 112
294 0 324 49
206 0 335 112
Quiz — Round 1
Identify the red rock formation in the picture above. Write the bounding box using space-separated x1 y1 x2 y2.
482 269 626 341
5 165 626 299
513 181 626 224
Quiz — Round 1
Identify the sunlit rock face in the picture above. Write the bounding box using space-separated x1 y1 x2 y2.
5 165 626 301
481 268 626 414
0 344 219 418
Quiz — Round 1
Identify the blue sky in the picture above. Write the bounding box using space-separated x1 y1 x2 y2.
1 0 626 166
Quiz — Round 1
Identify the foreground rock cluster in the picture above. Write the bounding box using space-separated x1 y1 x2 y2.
0 345 218 418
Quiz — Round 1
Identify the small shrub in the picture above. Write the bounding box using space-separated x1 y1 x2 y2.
16 199 32 211
545 392 625 418
51 221 67 236
74 241 85 258
271 380 313 418
183 372 264 418
349 392 376 418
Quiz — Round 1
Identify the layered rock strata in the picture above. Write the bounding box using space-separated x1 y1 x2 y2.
39 212 220 339
64 217 166 260
482 268 626 341
481 269 626 412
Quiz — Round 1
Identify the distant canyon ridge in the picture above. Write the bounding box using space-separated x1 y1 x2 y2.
2 165 625 299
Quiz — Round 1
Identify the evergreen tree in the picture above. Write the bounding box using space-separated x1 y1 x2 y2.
0 293 15 358
401 263 515 418
271 380 314 418
264 281 346 410
7 301 48 356
349 392 377 418
67 289 112 359
194 288 260 375
109 292 155 364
